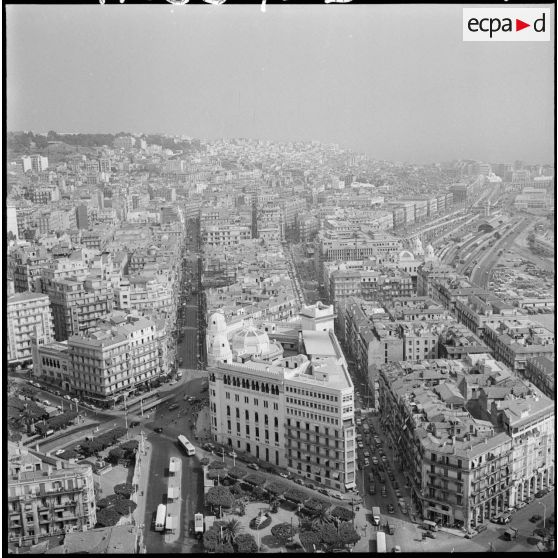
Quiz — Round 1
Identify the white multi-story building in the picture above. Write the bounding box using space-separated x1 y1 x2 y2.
8 293 55 364
68 315 162 406
207 307 357 492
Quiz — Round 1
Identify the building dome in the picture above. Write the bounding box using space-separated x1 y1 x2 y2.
399 250 414 261
208 310 227 333
231 325 270 356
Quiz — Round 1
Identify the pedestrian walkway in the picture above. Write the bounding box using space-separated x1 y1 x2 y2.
132 434 152 535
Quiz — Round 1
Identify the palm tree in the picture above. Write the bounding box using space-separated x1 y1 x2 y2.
311 507 333 531
222 518 243 545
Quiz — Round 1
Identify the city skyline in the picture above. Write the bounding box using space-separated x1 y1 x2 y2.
7 4 555 164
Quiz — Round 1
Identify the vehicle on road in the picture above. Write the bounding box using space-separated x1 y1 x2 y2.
130 421 140 428
168 403 179 411
247 463 259 471
64 395 71 400
503 527 518 541
55 449 65 456
376 531 386 553
535 489 549 498
279 472 291 479
43 400 50 406
364 458 370 467
425 531 436 539
388 504 395 514
372 506 381 525
154 427 163 433
155 504 167 532
395 489 401 498
358 442 364 449
318 488 329 496
530 514 542 523
178 434 196 455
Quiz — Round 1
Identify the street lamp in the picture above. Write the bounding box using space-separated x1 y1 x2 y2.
538 501 547 529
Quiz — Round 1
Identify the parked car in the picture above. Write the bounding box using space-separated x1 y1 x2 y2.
168 403 179 411
318 489 329 496
154 427 163 433
64 395 72 400
279 472 291 479
395 489 402 498
388 504 395 513
364 458 370 467
247 463 259 471
358 442 364 449
426 531 436 539
530 514 543 523
130 421 140 428
372 457 379 465
55 449 65 456
381 487 387 497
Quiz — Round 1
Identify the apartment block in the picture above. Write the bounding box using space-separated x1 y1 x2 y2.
7 442 96 546
68 315 161 406
47 277 114 341
482 318 555 375
8 293 55 364
378 355 554 532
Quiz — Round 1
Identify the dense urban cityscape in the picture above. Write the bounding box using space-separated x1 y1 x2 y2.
5 130 555 554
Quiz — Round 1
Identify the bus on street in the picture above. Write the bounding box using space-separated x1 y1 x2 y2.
155 504 166 532
178 434 196 456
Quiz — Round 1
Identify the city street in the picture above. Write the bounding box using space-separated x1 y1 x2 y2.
142 372 207 553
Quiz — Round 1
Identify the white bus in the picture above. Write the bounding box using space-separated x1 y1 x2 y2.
155 504 166 532
376 531 386 553
178 434 196 456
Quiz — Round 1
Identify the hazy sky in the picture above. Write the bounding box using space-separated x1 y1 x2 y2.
6 3 555 164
